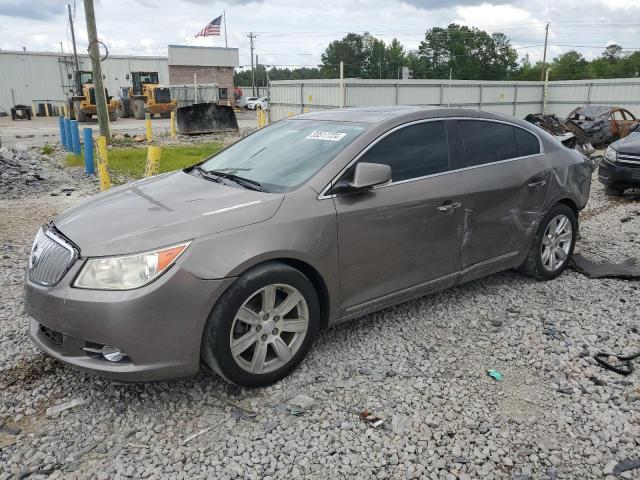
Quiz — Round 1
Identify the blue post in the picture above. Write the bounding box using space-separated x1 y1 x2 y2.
64 118 72 151
71 120 81 156
58 116 66 147
83 128 95 175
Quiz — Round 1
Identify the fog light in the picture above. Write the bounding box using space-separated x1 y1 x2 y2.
101 345 126 362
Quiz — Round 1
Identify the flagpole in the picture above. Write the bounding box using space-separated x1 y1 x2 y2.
223 10 228 48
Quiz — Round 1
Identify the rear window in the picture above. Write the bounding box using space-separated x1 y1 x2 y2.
460 120 519 167
514 128 540 156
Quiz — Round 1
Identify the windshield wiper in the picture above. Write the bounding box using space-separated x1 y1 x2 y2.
207 170 264 192
191 165 223 183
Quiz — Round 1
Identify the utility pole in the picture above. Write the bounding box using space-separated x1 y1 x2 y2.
540 22 550 81
248 32 256 96
83 0 111 142
68 4 81 95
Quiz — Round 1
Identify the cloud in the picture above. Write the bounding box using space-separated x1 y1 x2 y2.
401 0 507 8
0 0 63 20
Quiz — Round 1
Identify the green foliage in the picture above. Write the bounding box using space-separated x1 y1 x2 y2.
41 144 54 155
233 29 640 83
66 142 224 179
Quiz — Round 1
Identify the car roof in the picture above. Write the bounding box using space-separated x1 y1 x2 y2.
572 105 616 118
289 105 521 125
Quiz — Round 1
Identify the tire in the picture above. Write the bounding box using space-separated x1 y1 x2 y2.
519 203 577 281
117 98 129 118
132 99 146 120
201 262 320 387
605 186 624 197
108 109 117 122
67 99 76 120
74 101 88 122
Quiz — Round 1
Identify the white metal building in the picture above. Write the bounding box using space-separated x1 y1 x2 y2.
0 50 168 114
0 46 239 114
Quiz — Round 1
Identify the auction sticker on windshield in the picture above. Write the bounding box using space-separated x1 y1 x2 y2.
306 131 348 141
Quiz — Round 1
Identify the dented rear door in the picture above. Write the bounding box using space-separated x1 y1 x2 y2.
453 120 551 271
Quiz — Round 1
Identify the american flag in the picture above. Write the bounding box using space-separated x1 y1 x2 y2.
195 15 222 37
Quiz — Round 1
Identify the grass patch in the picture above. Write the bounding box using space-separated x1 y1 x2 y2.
41 144 54 155
66 142 224 179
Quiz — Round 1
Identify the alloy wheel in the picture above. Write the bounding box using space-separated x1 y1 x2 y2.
229 284 309 374
541 214 573 272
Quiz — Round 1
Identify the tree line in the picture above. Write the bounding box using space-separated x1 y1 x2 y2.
234 24 640 86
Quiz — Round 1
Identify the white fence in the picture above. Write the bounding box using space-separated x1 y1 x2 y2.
268 78 640 122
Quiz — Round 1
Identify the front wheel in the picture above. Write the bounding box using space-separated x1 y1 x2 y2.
201 263 319 387
520 203 577 281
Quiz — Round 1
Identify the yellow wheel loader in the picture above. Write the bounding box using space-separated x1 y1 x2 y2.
67 71 118 122
117 72 177 120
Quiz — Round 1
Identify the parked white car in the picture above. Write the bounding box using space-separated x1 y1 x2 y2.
243 97 260 110
246 97 269 110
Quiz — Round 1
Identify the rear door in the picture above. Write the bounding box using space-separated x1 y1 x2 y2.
454 119 551 272
331 120 466 312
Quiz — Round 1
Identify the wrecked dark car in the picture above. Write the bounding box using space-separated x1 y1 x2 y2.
600 131 640 196
524 113 595 159
566 106 640 145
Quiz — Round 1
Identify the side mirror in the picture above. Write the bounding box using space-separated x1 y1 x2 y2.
349 162 391 189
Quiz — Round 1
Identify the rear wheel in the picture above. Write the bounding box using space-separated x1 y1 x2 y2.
73 101 89 122
116 98 129 118
520 203 577 281
605 186 624 197
132 99 146 120
201 263 319 387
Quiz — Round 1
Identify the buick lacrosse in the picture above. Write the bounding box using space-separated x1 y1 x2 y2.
24 106 591 387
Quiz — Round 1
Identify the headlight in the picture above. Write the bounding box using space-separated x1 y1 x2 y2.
74 242 190 290
604 146 617 163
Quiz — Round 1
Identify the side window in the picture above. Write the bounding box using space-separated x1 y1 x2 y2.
460 120 519 167
514 128 540 156
358 121 449 182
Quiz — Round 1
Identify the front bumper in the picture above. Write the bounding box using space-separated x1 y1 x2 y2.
24 262 234 382
147 102 176 114
598 159 640 189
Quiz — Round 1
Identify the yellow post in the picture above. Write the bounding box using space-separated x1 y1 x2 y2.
303 107 309 113
96 136 112 191
145 112 152 143
170 111 176 138
287 111 293 117
61 103 67 118
144 145 162 177
44 102 50 117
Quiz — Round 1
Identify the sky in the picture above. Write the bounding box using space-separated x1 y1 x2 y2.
0 0 639 71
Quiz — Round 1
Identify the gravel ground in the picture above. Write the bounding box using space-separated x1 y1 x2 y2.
0 147 639 480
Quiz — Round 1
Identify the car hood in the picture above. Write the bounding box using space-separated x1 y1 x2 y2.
53 171 285 257
613 132 640 153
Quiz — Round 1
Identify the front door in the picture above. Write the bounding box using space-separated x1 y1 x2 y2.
331 120 466 312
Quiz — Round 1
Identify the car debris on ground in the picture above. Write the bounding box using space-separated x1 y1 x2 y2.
570 253 640 279
45 398 85 417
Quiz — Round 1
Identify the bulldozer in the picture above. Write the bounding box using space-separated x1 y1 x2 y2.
116 72 176 120
68 71 118 122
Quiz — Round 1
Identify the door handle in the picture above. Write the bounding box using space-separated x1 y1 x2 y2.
437 201 462 213
528 180 547 189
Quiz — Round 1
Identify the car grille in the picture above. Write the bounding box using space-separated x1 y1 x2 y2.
617 151 640 166
29 228 77 286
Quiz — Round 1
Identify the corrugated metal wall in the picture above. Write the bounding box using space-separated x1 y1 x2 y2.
0 51 168 113
269 78 640 122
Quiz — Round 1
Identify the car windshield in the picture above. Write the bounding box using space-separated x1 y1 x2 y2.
199 120 366 192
